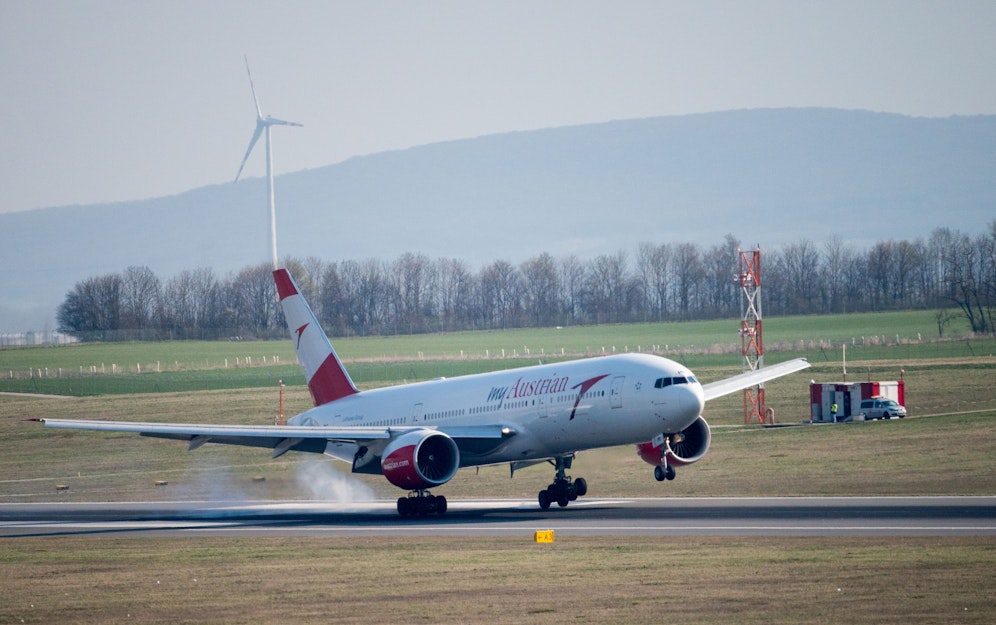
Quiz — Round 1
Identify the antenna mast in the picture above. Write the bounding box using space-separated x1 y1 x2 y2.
739 247 768 424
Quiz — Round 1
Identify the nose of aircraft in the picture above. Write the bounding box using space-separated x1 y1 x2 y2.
680 381 706 423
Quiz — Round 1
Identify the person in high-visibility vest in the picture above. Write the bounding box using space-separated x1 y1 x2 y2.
831 402 839 422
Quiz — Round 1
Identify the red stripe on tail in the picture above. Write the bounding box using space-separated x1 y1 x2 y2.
309 353 358 406
274 270 298 300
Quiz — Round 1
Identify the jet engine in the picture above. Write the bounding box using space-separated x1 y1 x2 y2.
636 416 712 468
381 430 460 490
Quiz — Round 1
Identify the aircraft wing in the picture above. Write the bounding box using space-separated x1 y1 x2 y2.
37 418 511 458
701 357 810 401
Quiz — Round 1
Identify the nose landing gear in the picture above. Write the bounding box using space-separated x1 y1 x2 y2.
654 463 676 482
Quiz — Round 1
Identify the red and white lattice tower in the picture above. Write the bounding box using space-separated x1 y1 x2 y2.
739 248 768 424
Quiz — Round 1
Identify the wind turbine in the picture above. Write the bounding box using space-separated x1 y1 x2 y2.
234 55 302 270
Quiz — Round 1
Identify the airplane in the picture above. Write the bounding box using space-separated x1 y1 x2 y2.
39 268 810 516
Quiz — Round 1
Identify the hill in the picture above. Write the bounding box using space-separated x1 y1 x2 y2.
1 108 994 332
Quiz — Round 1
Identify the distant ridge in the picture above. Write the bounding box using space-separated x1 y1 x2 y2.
1 108 994 332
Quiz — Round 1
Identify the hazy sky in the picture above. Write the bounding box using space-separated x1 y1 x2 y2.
2 0 994 214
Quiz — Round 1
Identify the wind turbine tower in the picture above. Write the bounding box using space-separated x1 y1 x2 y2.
234 56 302 270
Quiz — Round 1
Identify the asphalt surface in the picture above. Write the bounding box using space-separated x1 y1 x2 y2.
2 496 993 538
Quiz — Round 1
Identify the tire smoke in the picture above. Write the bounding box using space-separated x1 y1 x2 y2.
295 458 378 503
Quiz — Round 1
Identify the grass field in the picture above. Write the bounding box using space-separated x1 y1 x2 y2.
2 309 994 396
2 313 994 624
2 536 993 625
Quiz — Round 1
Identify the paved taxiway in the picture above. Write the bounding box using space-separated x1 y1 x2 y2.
2 496 993 538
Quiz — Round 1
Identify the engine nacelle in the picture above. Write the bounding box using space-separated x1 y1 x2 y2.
636 416 711 467
381 430 460 490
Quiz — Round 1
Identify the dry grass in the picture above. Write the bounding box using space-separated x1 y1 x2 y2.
2 356 995 502
1 536 993 625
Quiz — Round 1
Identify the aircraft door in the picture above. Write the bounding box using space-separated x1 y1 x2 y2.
411 402 423 423
610 376 625 409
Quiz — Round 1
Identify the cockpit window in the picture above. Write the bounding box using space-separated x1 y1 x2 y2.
654 376 698 388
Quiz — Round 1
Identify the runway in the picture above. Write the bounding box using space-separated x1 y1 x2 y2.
2 496 993 538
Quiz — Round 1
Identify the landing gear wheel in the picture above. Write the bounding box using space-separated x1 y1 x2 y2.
397 490 447 517
654 464 676 482
574 477 588 498
550 480 574 506
538 489 551 510
537 455 588 510
397 496 412 517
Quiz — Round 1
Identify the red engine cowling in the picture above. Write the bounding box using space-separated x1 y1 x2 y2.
381 430 460 490
636 416 711 467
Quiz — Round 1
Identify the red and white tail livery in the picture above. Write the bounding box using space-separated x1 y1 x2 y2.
40 267 810 516
274 269 357 405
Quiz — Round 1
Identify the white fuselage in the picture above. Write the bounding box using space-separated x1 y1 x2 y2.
288 353 705 469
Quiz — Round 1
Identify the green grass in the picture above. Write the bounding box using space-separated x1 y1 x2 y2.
2 309 993 396
0 308 982 367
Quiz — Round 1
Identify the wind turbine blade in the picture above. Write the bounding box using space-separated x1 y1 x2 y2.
234 123 264 182
266 116 303 128
244 55 263 120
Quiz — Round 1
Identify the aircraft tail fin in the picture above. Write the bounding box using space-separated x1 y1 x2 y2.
273 268 359 406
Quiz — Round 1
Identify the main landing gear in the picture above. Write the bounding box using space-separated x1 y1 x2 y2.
397 490 447 517
538 455 588 510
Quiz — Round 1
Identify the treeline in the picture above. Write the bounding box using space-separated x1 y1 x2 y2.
57 226 996 342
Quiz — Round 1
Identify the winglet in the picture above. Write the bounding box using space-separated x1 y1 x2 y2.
274 269 359 406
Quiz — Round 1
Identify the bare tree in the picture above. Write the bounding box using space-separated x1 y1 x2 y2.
58 225 996 340
673 243 704 320
583 251 629 324
478 260 520 330
343 258 388 336
702 235 740 318
940 230 993 334
558 254 586 325
821 235 853 314
226 264 275 337
315 261 348 336
57 273 122 339
636 242 673 321
520 252 559 327
391 252 433 334
435 258 475 331
120 265 161 332
776 239 821 314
